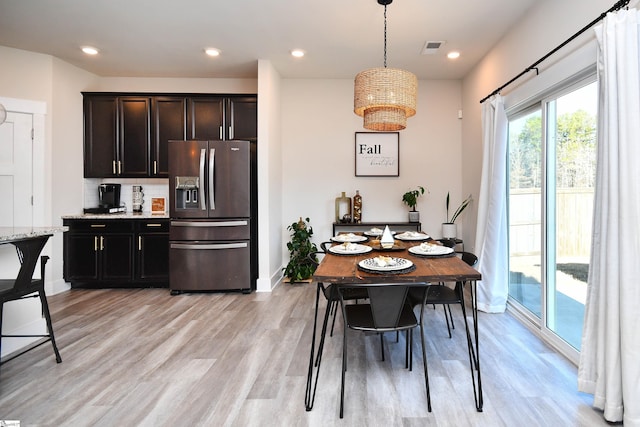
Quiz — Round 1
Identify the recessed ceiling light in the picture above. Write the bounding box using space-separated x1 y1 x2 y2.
447 51 461 59
81 46 99 55
291 49 305 58
205 48 220 57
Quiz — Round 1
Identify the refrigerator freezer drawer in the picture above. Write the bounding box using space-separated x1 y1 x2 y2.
170 220 250 241
170 241 250 291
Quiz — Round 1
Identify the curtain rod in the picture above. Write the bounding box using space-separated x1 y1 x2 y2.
479 0 631 104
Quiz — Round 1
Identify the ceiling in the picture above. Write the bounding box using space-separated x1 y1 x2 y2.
0 0 537 80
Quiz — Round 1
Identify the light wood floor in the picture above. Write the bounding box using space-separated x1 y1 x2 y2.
0 283 609 426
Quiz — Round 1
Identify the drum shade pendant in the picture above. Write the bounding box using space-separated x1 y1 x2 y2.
354 0 417 131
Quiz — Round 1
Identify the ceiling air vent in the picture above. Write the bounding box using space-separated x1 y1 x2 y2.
421 41 445 55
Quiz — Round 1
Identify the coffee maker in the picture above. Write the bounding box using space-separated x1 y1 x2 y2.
99 183 121 208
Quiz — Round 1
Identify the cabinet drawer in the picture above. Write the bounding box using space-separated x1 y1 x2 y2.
136 219 170 232
64 219 134 232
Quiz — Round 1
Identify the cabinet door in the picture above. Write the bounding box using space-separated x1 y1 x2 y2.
228 97 257 141
137 232 169 281
101 233 134 281
187 97 224 140
84 96 118 178
119 97 151 177
152 97 186 177
64 234 100 281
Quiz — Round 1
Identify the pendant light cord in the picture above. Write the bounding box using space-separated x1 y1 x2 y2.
383 4 388 68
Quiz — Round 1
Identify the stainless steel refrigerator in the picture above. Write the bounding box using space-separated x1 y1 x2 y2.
168 140 255 294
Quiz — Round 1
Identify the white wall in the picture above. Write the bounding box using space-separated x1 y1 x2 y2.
460 0 616 251
280 78 463 262
257 60 284 291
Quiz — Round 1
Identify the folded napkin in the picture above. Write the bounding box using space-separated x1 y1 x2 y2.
374 256 397 267
341 242 358 251
380 225 395 248
419 242 445 253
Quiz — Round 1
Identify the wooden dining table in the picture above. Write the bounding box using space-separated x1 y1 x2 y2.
304 235 483 413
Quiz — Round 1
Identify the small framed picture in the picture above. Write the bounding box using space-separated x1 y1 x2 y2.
151 197 166 215
355 132 400 177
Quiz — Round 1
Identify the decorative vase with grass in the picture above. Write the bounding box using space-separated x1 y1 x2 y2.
443 193 473 238
402 186 425 222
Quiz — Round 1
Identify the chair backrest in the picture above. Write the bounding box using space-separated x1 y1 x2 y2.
338 283 426 329
459 251 478 267
12 236 49 292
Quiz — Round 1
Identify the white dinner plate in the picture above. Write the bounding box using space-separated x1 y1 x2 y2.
358 256 413 272
408 243 454 256
329 243 373 255
331 233 368 243
394 231 431 241
364 229 397 237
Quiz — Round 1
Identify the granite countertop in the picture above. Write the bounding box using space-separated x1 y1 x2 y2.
0 226 68 243
62 212 170 220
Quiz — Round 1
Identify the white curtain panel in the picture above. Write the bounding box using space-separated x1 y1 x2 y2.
475 95 509 313
578 9 640 426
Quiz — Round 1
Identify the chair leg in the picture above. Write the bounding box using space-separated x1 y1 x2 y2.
419 323 432 412
330 300 338 337
447 304 455 330
442 305 453 339
39 291 61 363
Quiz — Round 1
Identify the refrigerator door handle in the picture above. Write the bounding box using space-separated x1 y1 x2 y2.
171 242 248 250
199 148 207 210
209 148 216 210
171 220 248 227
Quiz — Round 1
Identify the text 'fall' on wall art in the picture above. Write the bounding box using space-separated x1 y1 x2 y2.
354 132 399 177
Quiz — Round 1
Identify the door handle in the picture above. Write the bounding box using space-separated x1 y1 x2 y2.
171 242 247 250
138 236 142 251
112 160 117 175
100 236 104 251
199 148 206 210
94 236 98 252
209 148 215 210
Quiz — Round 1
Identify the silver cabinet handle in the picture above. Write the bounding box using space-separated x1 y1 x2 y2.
199 148 206 210
112 160 117 175
100 236 104 250
219 125 223 140
94 236 98 252
153 160 157 175
229 125 233 140
118 160 122 175
138 236 142 251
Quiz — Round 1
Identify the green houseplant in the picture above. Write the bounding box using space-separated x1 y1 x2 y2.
402 186 425 222
443 193 473 238
283 217 318 282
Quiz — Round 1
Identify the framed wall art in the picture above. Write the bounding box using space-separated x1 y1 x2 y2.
354 132 399 177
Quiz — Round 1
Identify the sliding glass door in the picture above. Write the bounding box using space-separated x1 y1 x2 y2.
508 78 597 360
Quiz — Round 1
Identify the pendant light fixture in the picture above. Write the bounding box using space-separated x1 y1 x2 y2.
354 0 417 131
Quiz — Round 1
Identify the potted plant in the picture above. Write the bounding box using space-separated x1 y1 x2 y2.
283 217 319 283
443 193 473 238
402 186 425 222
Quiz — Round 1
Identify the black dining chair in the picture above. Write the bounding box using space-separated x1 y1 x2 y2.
408 251 479 368
0 236 62 365
336 282 431 418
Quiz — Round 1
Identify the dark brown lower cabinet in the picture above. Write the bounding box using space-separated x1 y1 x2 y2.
64 218 169 287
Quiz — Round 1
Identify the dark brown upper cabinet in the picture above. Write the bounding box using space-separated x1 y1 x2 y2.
84 93 256 178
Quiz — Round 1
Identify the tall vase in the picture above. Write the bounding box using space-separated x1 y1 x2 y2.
353 190 362 223
335 191 352 223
